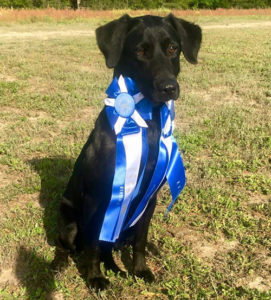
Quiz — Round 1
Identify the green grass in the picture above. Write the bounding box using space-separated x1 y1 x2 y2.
0 15 270 299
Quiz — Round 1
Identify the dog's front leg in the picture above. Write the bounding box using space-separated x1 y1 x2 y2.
100 244 125 275
85 242 110 290
132 194 157 282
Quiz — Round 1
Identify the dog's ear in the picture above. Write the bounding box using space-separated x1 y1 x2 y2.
96 14 134 68
165 14 202 64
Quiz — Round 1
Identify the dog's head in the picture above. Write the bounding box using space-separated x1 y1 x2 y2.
96 14 202 104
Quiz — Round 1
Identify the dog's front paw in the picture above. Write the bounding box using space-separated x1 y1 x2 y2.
88 276 110 290
134 268 155 283
104 261 126 277
51 247 69 273
105 265 126 278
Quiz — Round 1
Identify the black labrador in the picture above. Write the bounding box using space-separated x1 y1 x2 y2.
56 14 202 290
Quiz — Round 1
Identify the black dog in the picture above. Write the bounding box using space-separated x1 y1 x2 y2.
56 14 201 290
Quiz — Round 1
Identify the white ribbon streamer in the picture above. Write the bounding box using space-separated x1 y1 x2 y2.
118 75 128 93
114 128 143 239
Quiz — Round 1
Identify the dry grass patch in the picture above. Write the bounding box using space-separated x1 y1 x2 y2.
1 8 271 24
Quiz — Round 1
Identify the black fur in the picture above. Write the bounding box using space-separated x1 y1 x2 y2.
56 14 202 290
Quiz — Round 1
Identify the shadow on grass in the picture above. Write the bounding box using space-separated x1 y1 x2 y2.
15 246 56 300
29 157 74 246
19 157 99 293
14 157 74 298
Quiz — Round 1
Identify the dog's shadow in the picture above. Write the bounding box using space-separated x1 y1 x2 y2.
14 157 73 299
15 157 160 296
29 157 74 246
15 246 57 300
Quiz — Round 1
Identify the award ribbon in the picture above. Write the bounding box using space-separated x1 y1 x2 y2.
99 76 186 242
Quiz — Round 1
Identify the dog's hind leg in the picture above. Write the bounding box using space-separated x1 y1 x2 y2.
82 195 111 290
58 197 78 251
132 194 157 282
52 197 78 271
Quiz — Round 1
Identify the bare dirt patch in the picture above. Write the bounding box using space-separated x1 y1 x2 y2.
27 111 50 121
1 107 50 121
75 106 97 121
0 268 19 286
238 275 271 292
0 74 16 82
0 121 6 132
195 87 241 106
0 107 22 115
49 292 65 300
13 193 41 209
248 276 271 292
0 166 18 189
169 227 239 261
0 193 41 220
0 21 270 41
263 257 271 266
175 227 271 292
248 194 270 205
57 106 97 130
203 21 271 29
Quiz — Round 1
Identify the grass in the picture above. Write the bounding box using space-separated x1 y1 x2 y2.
0 11 271 300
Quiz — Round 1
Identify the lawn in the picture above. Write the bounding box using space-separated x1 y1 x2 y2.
0 9 270 300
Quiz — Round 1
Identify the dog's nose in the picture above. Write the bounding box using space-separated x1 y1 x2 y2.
163 83 177 95
155 79 179 99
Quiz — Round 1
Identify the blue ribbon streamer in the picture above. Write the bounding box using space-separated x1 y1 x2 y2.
99 134 127 242
165 136 186 214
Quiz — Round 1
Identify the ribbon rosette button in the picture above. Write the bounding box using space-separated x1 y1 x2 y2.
114 93 135 118
104 75 147 135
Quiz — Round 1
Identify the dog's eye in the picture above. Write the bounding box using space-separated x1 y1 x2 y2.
167 44 177 55
136 49 145 57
